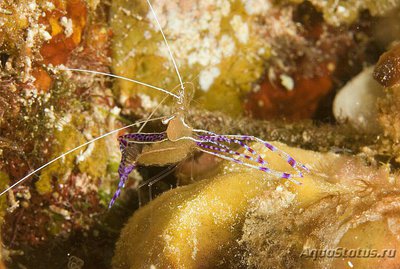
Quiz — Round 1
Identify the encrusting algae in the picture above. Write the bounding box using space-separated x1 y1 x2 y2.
111 0 270 117
241 145 400 269
0 0 125 261
111 0 393 121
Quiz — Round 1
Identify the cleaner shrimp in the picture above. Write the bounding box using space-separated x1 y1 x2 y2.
0 0 309 208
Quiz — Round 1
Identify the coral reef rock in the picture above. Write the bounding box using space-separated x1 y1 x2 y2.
113 142 400 268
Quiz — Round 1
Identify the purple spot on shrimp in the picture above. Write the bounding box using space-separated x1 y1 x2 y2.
265 143 275 151
109 189 121 208
118 137 128 147
233 158 242 164
110 163 136 208
245 145 255 153
301 164 310 172
120 165 135 178
259 167 270 172
288 157 296 167
282 173 291 179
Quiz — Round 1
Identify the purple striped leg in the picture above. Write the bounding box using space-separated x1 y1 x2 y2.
196 140 301 184
195 132 309 184
197 137 267 166
196 130 309 173
109 132 167 208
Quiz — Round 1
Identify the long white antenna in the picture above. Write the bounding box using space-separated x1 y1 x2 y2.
63 67 180 99
145 0 185 101
0 116 166 196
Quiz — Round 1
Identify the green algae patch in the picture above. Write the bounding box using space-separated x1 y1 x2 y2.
77 136 108 179
36 125 85 194
36 120 109 194
110 0 270 117
0 172 10 222
0 0 30 51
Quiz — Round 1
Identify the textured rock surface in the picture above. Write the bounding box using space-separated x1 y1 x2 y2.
291 0 400 26
113 142 400 268
111 0 269 117
241 149 400 268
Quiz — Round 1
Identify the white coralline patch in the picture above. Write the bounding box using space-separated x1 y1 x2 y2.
333 66 384 134
280 74 294 91
230 15 249 44
220 34 235 58
145 0 235 68
138 93 160 110
43 1 55 10
39 27 52 41
144 30 152 40
242 0 271 15
26 28 37 48
74 173 98 194
220 0 231 16
55 113 72 131
75 128 99 164
120 48 137 64
44 107 56 128
199 67 221 92
60 16 73 38
76 140 95 163
110 106 121 116
336 5 350 18
257 186 296 215
28 1 37 11
49 205 71 220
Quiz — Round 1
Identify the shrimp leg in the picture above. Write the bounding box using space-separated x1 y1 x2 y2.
195 130 309 173
195 132 309 185
109 132 167 208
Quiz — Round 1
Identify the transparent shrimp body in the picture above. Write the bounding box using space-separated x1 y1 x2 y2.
0 0 310 210
112 84 197 207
